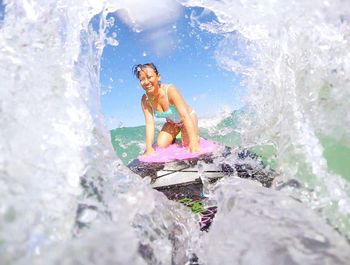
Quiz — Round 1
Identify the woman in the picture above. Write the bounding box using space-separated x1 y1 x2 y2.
133 63 200 155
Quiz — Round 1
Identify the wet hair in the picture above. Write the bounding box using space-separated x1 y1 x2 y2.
132 63 159 79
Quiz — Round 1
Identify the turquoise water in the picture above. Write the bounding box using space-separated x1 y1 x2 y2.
111 113 350 182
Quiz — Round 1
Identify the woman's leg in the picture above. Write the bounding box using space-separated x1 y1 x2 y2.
181 111 199 146
157 122 182 148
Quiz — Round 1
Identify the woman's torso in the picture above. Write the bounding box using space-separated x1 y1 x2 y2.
146 84 192 123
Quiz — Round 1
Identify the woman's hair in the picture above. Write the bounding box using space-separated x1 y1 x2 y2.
132 63 159 79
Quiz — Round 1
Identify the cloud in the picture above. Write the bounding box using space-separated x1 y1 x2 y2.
116 0 181 31
111 0 182 56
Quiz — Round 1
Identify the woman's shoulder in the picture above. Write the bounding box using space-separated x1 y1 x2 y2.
163 83 178 93
163 83 176 88
141 94 149 105
164 84 183 105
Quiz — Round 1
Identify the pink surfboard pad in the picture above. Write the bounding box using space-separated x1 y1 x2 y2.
138 138 218 163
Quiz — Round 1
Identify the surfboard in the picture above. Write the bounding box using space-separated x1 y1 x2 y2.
128 139 275 232
128 139 275 201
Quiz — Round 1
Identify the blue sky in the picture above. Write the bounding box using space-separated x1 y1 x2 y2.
0 1 4 24
0 3 244 129
100 5 244 128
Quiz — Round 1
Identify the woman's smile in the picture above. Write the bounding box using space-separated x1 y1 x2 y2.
138 69 160 94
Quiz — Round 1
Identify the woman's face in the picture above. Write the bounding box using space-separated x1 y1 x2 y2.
138 67 160 94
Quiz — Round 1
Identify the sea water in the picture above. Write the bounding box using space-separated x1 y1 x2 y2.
1 0 350 264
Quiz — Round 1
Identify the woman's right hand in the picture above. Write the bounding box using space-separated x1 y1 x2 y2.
143 147 155 156
188 141 200 153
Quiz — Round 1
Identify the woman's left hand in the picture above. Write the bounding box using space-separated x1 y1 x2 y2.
188 141 200 153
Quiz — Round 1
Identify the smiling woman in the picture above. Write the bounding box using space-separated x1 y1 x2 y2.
132 62 200 154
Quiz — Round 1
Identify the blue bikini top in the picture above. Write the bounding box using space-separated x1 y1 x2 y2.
146 85 182 123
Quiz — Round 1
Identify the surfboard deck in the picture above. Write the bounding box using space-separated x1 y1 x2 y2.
138 138 218 163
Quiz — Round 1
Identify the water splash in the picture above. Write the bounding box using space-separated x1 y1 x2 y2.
0 1 198 264
2 0 350 264
180 0 350 237
197 177 350 265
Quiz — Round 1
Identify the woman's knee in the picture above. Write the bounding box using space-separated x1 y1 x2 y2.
157 137 171 148
157 130 175 148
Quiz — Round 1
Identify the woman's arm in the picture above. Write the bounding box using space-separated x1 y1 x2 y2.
167 85 200 152
141 95 155 155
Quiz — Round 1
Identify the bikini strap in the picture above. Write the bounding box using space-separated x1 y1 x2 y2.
164 84 171 104
165 84 169 98
144 94 154 110
145 84 171 110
